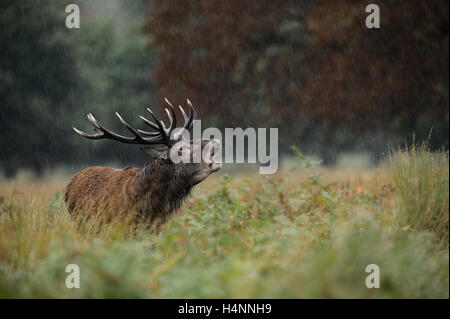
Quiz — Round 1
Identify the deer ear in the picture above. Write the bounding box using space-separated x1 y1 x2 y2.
140 147 168 159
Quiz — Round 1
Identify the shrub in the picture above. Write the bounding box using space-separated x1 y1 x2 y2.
391 141 449 247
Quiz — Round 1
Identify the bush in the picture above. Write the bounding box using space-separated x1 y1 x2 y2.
0 147 448 298
391 141 449 247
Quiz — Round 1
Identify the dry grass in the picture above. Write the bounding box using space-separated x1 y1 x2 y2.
0 149 448 298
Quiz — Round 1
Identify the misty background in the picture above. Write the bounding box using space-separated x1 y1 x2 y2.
0 0 448 177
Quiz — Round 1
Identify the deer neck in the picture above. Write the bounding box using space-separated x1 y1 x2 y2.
133 160 194 220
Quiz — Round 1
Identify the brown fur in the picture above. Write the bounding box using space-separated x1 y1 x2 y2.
65 140 221 226
65 166 141 221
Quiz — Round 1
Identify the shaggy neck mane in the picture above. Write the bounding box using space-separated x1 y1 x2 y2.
133 159 194 222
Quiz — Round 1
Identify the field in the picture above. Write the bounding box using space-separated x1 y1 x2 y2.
0 143 448 298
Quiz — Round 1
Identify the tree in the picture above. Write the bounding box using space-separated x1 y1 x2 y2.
69 0 156 166
0 0 157 175
0 1 81 175
144 0 448 161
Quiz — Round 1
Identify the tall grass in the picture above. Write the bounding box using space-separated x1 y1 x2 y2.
0 146 448 298
391 141 449 247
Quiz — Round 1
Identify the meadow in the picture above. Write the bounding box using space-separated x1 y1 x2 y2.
0 143 448 298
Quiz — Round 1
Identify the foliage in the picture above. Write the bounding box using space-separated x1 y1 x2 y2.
0 0 156 175
1 0 448 174
0 1 81 174
144 0 449 160
391 140 449 247
69 4 157 165
0 144 448 298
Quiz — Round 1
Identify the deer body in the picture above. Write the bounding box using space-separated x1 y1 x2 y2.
65 99 221 225
65 163 193 223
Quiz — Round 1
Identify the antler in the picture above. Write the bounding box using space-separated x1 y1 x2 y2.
73 99 199 146
137 98 198 141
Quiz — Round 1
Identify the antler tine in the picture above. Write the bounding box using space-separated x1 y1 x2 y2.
186 99 198 120
138 101 175 138
139 114 159 130
137 127 162 137
73 113 104 139
115 112 149 143
159 120 167 131
164 98 177 133
83 113 141 143
178 105 188 122
74 112 168 145
164 109 172 127
173 99 199 140
87 113 102 131
146 107 167 135
138 115 163 137
182 99 196 131
73 126 103 139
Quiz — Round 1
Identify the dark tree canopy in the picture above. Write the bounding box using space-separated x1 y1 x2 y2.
0 1 81 174
0 0 155 176
0 0 448 175
144 0 449 161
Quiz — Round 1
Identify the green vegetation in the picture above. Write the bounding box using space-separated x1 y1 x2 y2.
0 0 155 175
1 1 448 176
0 145 448 298
1 1 447 298
391 141 449 247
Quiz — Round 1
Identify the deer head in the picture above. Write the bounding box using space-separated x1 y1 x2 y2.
73 99 221 186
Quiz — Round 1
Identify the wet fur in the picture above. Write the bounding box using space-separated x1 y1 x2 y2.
65 160 196 225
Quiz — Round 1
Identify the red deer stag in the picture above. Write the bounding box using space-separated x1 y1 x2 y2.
65 99 221 226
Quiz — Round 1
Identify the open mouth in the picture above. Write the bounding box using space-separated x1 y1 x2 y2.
208 145 222 172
